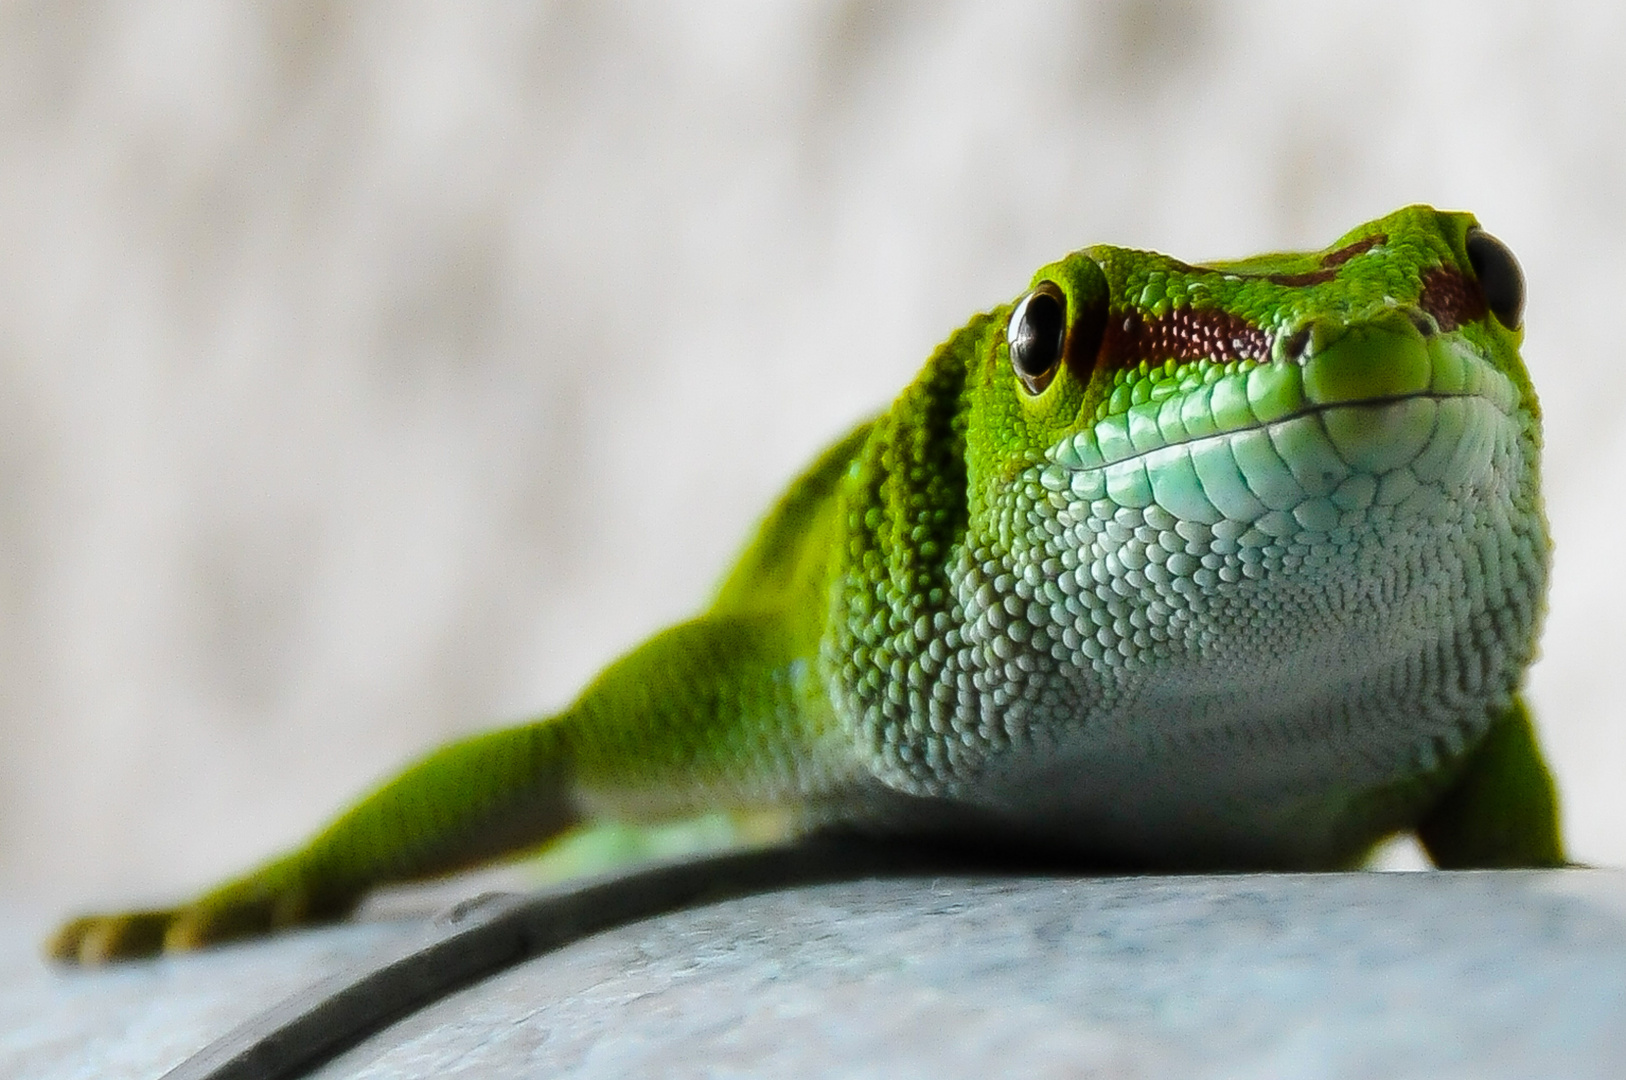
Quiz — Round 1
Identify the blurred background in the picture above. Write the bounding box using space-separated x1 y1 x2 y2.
1 1 1622 909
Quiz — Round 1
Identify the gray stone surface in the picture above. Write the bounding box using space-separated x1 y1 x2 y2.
7 871 1626 1079
0 907 420 1080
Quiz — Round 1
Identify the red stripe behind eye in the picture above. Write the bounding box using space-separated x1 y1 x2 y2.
1085 235 1464 375
1417 266 1488 332
1096 308 1271 371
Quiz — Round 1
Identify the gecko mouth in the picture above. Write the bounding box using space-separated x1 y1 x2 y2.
1042 336 1521 531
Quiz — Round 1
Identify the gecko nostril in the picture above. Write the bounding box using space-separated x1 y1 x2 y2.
1405 308 1438 338
1279 325 1311 360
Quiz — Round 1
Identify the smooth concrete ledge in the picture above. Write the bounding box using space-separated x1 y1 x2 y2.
6 869 1626 1079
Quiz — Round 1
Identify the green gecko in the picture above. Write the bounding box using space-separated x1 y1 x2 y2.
50 205 1563 965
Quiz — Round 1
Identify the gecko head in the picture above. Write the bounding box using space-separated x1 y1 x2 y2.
943 207 1545 752
969 206 1537 537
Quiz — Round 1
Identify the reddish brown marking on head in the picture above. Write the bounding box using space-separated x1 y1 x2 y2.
1252 267 1337 287
1096 307 1270 373
1417 266 1488 332
1319 234 1385 269
1181 234 1388 288
1234 237 1388 286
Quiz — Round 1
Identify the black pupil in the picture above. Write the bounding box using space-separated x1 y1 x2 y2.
1012 290 1066 377
1465 230 1525 330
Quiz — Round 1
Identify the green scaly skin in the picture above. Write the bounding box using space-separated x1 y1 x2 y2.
50 205 1563 965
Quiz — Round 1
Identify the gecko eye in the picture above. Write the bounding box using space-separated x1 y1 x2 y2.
1007 281 1068 394
1465 228 1525 330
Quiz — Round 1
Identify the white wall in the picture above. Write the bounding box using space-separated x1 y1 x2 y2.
2 1 1622 905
